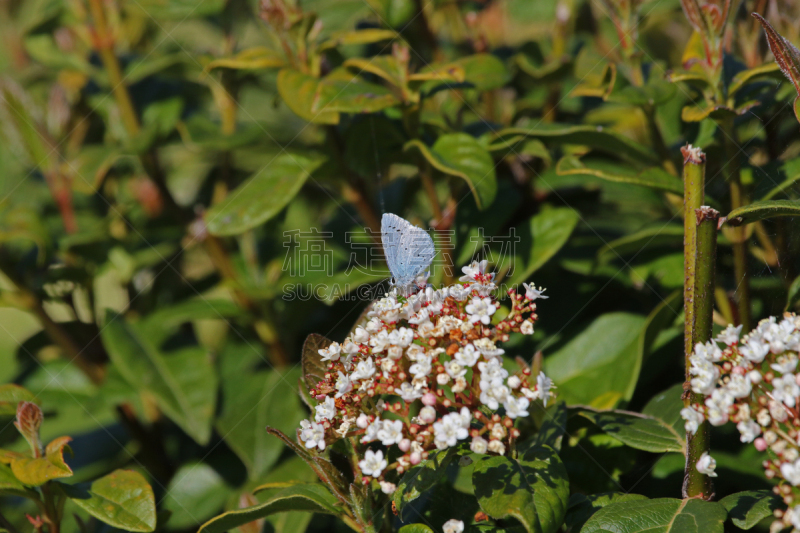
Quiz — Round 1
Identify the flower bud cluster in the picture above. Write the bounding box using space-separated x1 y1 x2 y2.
680 314 800 532
297 260 555 492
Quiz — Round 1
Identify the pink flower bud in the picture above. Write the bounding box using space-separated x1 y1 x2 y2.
754 437 768 452
410 452 421 465
398 439 411 452
795 374 800 386
732 366 746 375
422 393 437 406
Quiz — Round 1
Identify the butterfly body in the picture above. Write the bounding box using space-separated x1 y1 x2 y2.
381 213 436 294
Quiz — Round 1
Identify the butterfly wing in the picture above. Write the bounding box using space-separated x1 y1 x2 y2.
381 213 404 282
395 218 436 287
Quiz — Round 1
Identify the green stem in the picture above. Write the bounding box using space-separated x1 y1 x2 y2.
721 117 751 331
680 145 717 499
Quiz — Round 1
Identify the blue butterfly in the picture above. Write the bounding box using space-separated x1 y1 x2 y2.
381 213 436 293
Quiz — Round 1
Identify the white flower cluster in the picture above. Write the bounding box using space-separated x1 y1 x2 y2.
680 315 800 532
296 261 556 489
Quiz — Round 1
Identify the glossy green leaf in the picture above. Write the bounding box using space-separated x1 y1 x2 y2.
62 469 156 532
405 133 497 209
129 0 226 19
720 490 782 529
597 224 684 263
319 29 398 50
609 79 677 106
344 56 409 90
313 71 400 113
726 200 800 226
205 153 324 236
217 368 304 480
420 53 509 91
728 62 782 95
398 525 434 533
197 484 341 533
0 384 37 416
556 156 683 195
576 407 685 454
762 158 800 201
492 124 659 165
102 314 217 445
11 436 73 486
162 463 232 530
0 463 26 493
544 313 647 408
137 298 243 346
203 47 285 73
393 447 459 518
508 207 579 285
582 498 727 533
276 69 340 124
565 492 648 532
527 401 568 452
642 382 685 438
472 445 569 533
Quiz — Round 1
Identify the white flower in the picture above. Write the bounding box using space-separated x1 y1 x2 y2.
696 452 717 477
522 282 548 301
739 338 770 363
772 373 800 407
418 406 437 424
788 505 800 529
478 357 508 383
487 439 506 455
466 296 497 325
726 373 751 399
356 413 370 428
388 327 414 347
379 481 396 495
353 326 370 343
520 320 534 335
359 449 387 477
369 295 402 322
351 358 376 381
503 396 530 419
680 406 704 435
318 342 341 362
705 389 733 426
369 331 391 353
770 400 790 423
335 371 353 398
454 344 480 367
409 355 433 377
433 413 469 448
405 344 426 361
299 420 326 451
537 371 554 406
689 358 720 395
737 419 760 443
693 341 723 362
437 372 450 385
443 519 465 533
361 419 382 443
479 378 509 409
460 260 489 282
395 382 423 403
444 360 466 379
470 436 488 454
782 459 800 485
365 317 383 334
315 396 336 422
715 324 742 345
508 376 521 389
456 406 472 429
377 419 404 446
447 284 470 301
772 354 799 374
473 338 504 358
342 340 361 356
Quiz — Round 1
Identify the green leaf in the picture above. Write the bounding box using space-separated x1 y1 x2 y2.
642 382 686 439
205 152 324 236
544 313 647 408
720 490 782 529
319 29 398 50
597 225 684 263
491 124 659 165
276 69 340 124
565 493 648 532
203 47 286 73
313 70 400 113
102 314 217 445
0 384 37 416
0 463 29 496
576 407 686 454
124 53 186 84
129 0 226 19
62 469 156 532
11 436 73 486
398 525 434 533
197 484 341 533
762 158 800 201
405 133 497 209
508 207 579 285
393 447 459 518
472 445 569 533
788 274 800 311
138 298 243 346
728 62 782 96
217 368 304 480
161 463 232 530
609 79 677 107
753 14 800 98
527 401 568 452
556 156 683 196
582 498 727 533
420 53 509 92
726 200 800 226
